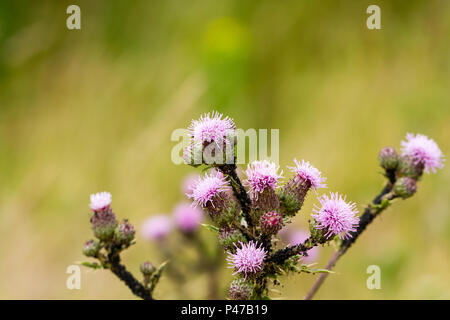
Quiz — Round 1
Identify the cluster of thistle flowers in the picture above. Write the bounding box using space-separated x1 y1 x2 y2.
182 112 444 300
379 133 444 199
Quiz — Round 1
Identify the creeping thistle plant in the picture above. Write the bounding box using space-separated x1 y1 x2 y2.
82 111 444 300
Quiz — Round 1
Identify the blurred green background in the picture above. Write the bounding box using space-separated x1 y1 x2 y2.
0 0 449 299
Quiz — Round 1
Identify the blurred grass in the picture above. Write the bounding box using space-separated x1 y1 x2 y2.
0 0 449 299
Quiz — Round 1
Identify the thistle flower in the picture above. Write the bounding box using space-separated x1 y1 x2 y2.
400 133 444 174
259 211 283 235
227 241 267 278
311 192 359 240
228 279 254 300
245 160 283 199
287 159 327 191
187 170 231 208
188 111 236 147
141 215 173 242
173 203 203 234
184 112 236 165
89 191 112 212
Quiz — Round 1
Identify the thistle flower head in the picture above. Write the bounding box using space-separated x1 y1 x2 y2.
173 203 203 233
188 111 236 146
141 215 173 241
89 191 112 212
227 241 267 278
288 159 327 191
187 170 230 208
311 192 359 240
400 133 444 174
245 160 283 197
115 219 135 245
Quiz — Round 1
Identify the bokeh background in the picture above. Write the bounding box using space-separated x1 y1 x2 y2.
0 0 449 299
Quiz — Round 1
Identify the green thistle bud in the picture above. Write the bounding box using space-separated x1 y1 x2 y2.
309 220 329 244
91 208 118 241
228 279 253 300
82 239 100 257
378 147 399 170
397 156 424 180
115 219 135 245
393 177 417 199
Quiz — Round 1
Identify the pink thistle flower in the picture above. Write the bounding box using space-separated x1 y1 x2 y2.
141 215 173 241
89 191 112 212
288 159 327 191
312 192 359 240
187 170 231 208
188 111 236 147
400 133 444 174
227 241 267 278
173 203 203 233
245 160 283 198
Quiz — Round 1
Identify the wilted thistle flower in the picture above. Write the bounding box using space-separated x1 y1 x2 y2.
229 279 254 300
227 241 267 279
141 215 173 242
378 147 399 170
219 227 247 251
89 191 112 212
400 133 444 174
311 192 359 240
393 177 417 199
259 211 283 235
184 111 236 165
187 170 236 224
115 219 135 245
173 203 203 234
82 239 100 257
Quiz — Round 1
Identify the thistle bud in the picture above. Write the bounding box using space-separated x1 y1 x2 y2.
309 220 329 244
259 211 283 235
228 279 253 300
378 147 399 170
91 208 118 241
397 155 424 180
140 261 156 276
82 239 100 257
393 177 417 199
219 228 247 251
115 219 135 245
